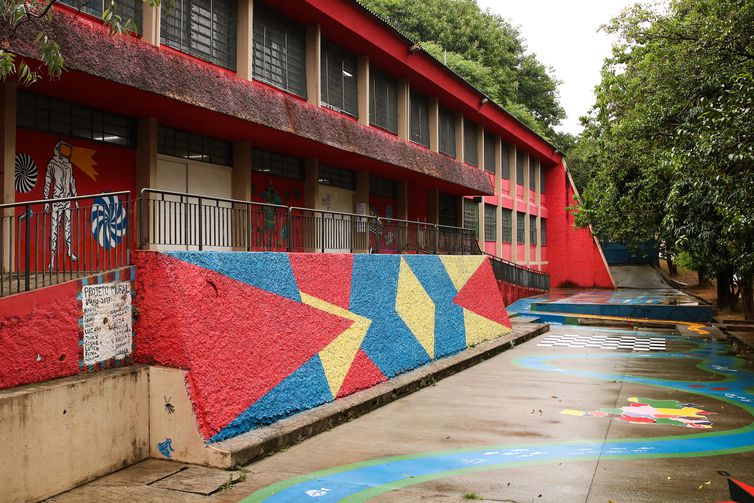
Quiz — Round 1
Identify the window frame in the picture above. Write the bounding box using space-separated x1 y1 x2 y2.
369 66 398 134
319 165 356 190
516 212 526 244
252 4 307 98
157 125 233 166
516 150 525 186
484 203 496 242
409 90 430 147
438 106 456 157
320 38 358 118
463 119 479 167
501 208 512 243
530 215 538 245
252 149 304 180
483 132 496 174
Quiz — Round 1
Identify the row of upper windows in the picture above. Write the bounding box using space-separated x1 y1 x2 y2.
464 201 547 244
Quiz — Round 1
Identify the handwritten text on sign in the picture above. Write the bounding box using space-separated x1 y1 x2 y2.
82 282 132 366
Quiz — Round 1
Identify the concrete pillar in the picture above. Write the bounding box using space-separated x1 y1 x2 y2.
354 171 369 253
357 56 369 126
304 158 319 209
1 83 16 273
509 145 518 263
535 160 541 267
523 151 530 265
306 24 321 106
141 2 160 46
136 117 158 249
455 196 463 228
427 189 439 224
397 79 410 140
396 181 408 220
454 112 464 162
232 141 252 250
236 0 253 80
477 199 484 251
494 135 502 257
428 98 439 153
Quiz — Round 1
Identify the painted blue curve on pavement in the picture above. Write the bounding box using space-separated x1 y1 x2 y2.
245 336 754 502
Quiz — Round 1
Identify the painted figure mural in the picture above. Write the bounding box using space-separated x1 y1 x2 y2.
43 141 79 268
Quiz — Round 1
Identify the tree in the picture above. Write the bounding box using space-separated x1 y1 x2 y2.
1 0 154 84
574 0 754 318
358 0 565 138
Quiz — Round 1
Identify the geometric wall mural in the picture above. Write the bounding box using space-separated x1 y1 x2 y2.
134 252 512 443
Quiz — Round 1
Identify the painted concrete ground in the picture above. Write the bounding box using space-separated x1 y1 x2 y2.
48 324 754 502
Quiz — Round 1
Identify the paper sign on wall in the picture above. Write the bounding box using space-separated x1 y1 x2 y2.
81 282 132 366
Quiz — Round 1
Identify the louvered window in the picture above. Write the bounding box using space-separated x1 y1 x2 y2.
502 209 512 243
502 144 510 179
483 132 496 173
319 165 355 190
253 149 304 180
409 91 429 147
158 126 232 166
369 176 398 199
252 5 306 97
439 107 455 157
529 160 537 190
438 193 458 227
484 204 496 242
463 120 478 166
463 199 479 239
321 39 357 117
516 150 525 185
60 0 142 31
17 92 135 147
517 212 526 244
369 67 397 133
540 167 546 193
161 0 237 70
541 218 547 245
530 215 537 244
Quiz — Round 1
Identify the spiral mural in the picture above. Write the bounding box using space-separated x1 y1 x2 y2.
91 195 127 249
14 153 38 193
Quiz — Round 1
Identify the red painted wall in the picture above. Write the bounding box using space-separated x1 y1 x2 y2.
0 267 134 390
545 162 614 288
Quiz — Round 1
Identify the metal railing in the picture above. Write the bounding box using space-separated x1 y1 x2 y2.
1 191 131 297
140 189 477 255
485 252 550 291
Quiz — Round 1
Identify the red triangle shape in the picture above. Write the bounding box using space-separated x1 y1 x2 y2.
452 259 511 327
136 254 354 439
336 349 387 398
289 253 354 309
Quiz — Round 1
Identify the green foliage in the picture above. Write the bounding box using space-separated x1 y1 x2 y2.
359 0 564 137
574 0 754 316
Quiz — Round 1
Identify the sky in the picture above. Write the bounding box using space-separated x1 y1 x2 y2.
477 0 638 135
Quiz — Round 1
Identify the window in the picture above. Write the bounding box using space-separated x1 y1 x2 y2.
502 144 510 179
438 193 458 226
370 67 397 133
253 149 304 180
516 212 525 244
252 5 306 97
60 0 142 31
540 167 546 194
502 209 512 243
530 215 537 244
541 218 547 245
319 165 355 190
409 91 430 147
516 150 525 185
158 126 232 166
529 160 537 190
17 92 135 147
484 132 496 174
439 106 456 157
321 39 357 117
463 199 479 239
370 176 398 199
464 120 478 166
161 0 237 70
484 204 496 242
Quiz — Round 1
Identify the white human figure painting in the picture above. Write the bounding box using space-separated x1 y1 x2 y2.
43 140 79 269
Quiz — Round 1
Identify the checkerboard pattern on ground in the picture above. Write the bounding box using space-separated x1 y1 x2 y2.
537 333 667 351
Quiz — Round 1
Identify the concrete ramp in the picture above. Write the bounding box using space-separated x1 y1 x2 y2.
610 265 671 289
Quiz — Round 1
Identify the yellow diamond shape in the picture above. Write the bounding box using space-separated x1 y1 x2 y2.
395 258 435 359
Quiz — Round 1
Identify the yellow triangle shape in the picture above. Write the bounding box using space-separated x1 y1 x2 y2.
440 255 485 291
464 308 511 347
395 258 435 359
301 293 372 397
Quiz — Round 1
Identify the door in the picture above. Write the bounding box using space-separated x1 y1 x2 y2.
317 185 354 253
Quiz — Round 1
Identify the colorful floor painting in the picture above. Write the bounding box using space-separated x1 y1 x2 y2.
241 335 754 503
561 396 715 428
537 332 667 351
535 289 703 306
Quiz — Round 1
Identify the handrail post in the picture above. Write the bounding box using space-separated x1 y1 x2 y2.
24 204 30 292
374 217 381 254
433 224 439 254
198 197 204 251
286 208 292 252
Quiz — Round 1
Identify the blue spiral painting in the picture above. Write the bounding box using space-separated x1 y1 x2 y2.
91 195 127 250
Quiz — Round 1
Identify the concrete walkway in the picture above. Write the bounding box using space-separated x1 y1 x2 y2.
48 325 754 502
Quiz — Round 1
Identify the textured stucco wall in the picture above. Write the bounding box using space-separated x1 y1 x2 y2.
0 267 135 390
133 251 512 443
545 163 614 289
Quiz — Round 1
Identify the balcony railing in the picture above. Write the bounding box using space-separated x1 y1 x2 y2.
139 189 478 255
1 191 131 297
